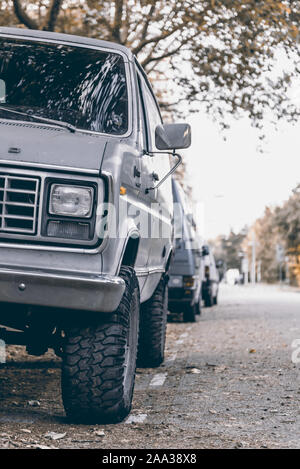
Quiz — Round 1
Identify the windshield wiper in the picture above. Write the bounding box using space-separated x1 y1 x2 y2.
0 105 76 133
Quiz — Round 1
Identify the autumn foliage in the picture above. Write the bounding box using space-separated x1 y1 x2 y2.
212 185 300 286
0 1 300 127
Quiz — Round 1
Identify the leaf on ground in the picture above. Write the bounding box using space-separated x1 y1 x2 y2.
44 432 66 441
190 368 201 374
32 443 56 449
27 400 40 407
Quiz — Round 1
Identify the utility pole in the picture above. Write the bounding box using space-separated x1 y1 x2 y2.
239 251 249 285
276 244 285 284
251 232 256 284
257 260 261 283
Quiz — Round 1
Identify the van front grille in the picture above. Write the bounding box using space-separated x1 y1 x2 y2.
0 174 40 234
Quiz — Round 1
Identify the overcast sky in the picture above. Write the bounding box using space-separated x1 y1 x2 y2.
184 113 300 240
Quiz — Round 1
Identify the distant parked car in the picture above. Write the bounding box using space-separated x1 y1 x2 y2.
225 268 240 285
201 245 219 307
168 180 202 322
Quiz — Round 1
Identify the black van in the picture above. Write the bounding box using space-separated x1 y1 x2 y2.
168 179 202 322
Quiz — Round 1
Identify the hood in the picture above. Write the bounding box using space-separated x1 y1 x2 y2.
0 120 108 171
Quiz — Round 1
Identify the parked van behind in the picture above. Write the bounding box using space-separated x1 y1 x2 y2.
168 179 202 322
0 27 191 423
201 245 219 307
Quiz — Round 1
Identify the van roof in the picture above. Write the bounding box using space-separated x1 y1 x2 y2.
0 27 133 61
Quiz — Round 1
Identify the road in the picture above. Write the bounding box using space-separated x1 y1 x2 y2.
0 283 299 449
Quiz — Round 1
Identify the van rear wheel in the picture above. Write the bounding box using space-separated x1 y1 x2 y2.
183 304 197 322
137 274 168 368
204 292 213 307
61 266 139 424
196 301 201 315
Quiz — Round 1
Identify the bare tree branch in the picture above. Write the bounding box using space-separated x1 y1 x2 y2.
4 0 300 129
132 25 183 56
44 0 64 31
13 0 39 29
141 31 198 68
140 3 157 40
111 0 124 43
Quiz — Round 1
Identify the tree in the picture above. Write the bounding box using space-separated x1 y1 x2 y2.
211 229 247 271
274 185 300 285
241 190 300 285
275 185 300 250
1 0 300 128
243 207 283 283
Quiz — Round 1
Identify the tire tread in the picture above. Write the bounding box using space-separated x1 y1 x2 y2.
61 266 139 423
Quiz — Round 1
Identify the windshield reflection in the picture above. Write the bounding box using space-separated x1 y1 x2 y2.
0 38 128 135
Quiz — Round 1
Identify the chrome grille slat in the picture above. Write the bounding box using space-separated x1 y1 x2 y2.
2 214 34 220
0 188 37 194
0 201 34 207
0 174 39 235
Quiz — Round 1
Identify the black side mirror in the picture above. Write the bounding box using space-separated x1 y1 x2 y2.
155 123 191 150
202 245 210 257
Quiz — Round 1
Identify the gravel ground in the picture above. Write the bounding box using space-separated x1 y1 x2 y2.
0 283 299 449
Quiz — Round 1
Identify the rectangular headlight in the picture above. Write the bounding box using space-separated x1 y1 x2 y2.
49 184 94 218
169 275 183 288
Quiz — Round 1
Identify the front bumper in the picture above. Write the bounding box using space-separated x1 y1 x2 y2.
168 287 194 300
0 265 125 313
168 287 195 313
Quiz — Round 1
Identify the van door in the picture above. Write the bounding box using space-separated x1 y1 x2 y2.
135 67 173 273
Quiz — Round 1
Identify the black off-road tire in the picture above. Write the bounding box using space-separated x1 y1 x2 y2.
61 266 140 424
183 303 197 322
137 273 168 368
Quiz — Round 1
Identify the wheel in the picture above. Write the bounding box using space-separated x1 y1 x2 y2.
61 266 140 424
137 273 168 368
213 295 218 305
183 303 197 322
204 292 213 307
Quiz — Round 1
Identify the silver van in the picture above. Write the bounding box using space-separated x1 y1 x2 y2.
0 27 191 423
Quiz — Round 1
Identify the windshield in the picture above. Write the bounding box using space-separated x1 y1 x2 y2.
0 38 128 135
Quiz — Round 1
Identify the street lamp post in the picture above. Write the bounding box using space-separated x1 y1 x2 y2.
276 244 285 284
239 250 249 285
250 232 256 284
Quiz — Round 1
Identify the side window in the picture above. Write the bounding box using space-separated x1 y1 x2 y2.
136 72 148 149
142 83 162 151
136 68 162 152
0 79 6 103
